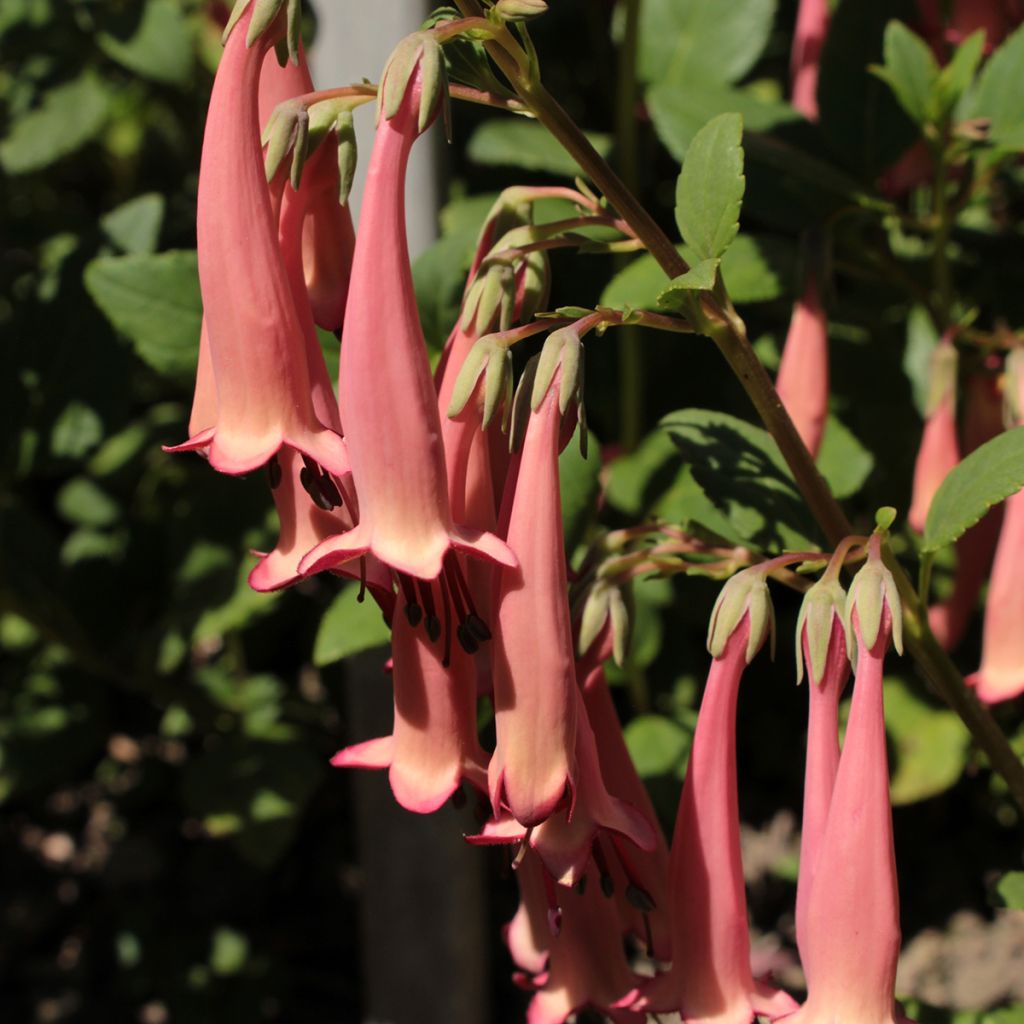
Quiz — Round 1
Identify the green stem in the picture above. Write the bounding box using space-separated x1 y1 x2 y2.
452 0 1024 814
614 0 643 451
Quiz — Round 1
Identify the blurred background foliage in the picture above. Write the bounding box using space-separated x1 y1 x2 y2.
1 0 1023 1021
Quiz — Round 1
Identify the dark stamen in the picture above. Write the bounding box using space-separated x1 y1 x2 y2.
266 454 282 489
575 873 588 896
625 883 656 913
438 572 454 667
397 573 422 626
592 839 615 898
318 470 343 507
418 580 441 643
357 557 367 603
464 613 492 643
300 466 335 510
456 623 479 655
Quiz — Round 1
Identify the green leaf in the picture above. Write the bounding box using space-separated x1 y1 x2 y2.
872 20 939 125
193 558 281 643
661 408 819 551
623 714 691 778
995 871 1024 910
55 477 120 528
923 427 1024 552
934 30 984 117
50 401 104 459
97 0 195 87
675 113 745 261
816 415 875 500
466 119 612 178
99 193 166 254
884 676 970 804
638 0 776 87
817 0 917 178
560 430 600 552
965 23 1024 149
647 78 800 163
83 250 202 382
657 259 719 311
601 234 794 312
0 71 112 175
312 583 391 667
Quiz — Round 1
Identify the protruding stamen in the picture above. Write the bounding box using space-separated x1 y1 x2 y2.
266 454 283 489
357 557 367 603
456 624 479 655
592 837 615 898
418 580 441 643
397 573 422 626
438 572 454 667
318 469 343 507
575 872 588 896
299 466 335 510
625 883 656 913
464 613 491 643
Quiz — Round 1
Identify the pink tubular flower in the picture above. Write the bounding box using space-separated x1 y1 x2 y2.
638 571 797 1023
792 576 850 957
784 538 908 1024
928 366 1004 649
331 607 487 812
517 855 647 1024
790 0 829 120
909 333 959 534
299 38 515 584
487 350 579 826
967 349 1024 703
166 7 348 479
577 628 672 962
775 271 829 460
472 682 656 886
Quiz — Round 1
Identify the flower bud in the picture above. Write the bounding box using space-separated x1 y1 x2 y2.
707 567 775 664
379 31 446 133
577 579 630 667
532 325 584 417
447 334 513 430
844 550 903 659
494 0 549 21
795 576 847 686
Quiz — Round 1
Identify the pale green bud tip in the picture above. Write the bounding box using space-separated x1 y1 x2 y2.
447 337 512 430
494 0 549 20
531 327 584 418
380 33 446 134
577 580 629 666
844 557 903 659
795 578 847 687
875 506 897 532
707 569 775 665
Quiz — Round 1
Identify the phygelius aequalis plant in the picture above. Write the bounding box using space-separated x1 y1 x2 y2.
790 0 829 120
775 271 829 460
330 608 488 813
792 567 850 957
300 36 515 587
784 534 908 1024
967 348 1024 703
167 4 349 479
909 332 959 534
487 338 583 827
638 569 797 1023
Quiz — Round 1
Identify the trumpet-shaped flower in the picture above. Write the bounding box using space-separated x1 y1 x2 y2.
517 853 647 1024
487 353 580 826
331 604 488 813
166 6 348 478
784 540 908 1024
967 349 1024 702
790 0 829 120
775 272 829 459
928 367 1004 649
638 572 797 1024
909 334 959 534
299 40 514 584
793 576 849 956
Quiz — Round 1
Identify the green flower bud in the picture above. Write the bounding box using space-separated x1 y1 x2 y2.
795 577 847 687
707 568 775 664
844 556 903 660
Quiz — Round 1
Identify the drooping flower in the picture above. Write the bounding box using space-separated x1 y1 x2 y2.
487 341 582 826
792 573 850 957
166 5 348 478
514 852 647 1024
783 536 908 1024
967 348 1024 703
331 604 488 812
775 271 829 460
299 37 515 584
637 570 797 1023
908 332 959 534
790 0 829 121
928 364 1004 649
577 625 672 962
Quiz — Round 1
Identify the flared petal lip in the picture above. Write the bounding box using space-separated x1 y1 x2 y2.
966 668 1024 704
